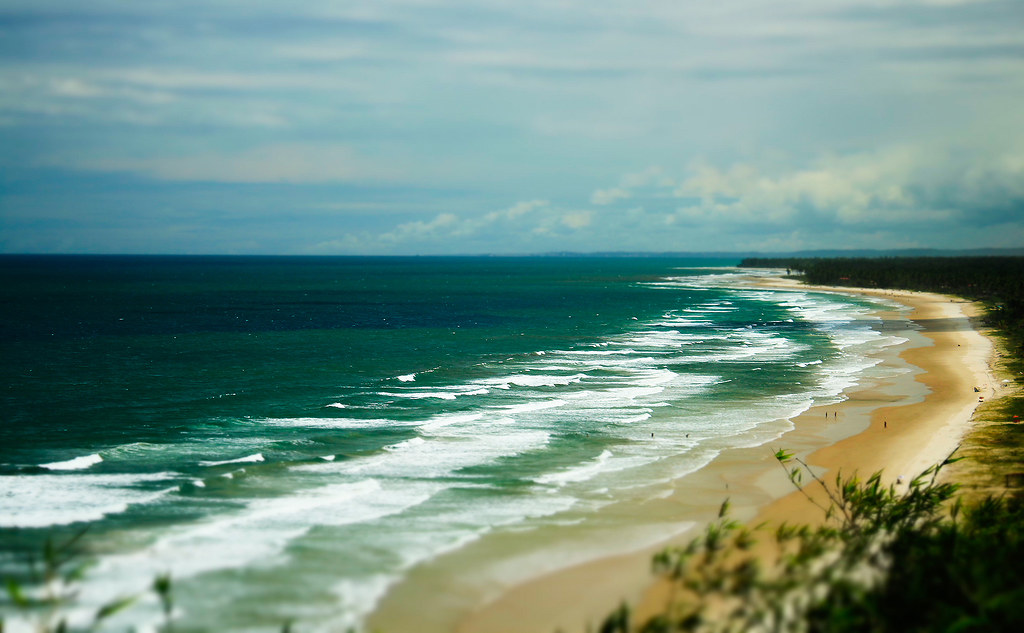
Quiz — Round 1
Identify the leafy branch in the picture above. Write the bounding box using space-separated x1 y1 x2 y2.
598 446 1024 633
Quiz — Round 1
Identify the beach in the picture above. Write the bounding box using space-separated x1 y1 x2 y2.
2 259 1002 632
449 279 998 633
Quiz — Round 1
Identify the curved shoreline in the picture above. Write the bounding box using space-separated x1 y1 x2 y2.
373 280 997 633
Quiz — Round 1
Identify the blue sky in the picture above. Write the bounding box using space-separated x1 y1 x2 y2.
1 0 1022 254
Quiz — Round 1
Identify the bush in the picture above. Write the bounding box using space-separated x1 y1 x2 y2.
605 450 1024 633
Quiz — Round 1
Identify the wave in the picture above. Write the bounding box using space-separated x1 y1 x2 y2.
40 453 103 471
199 453 265 467
535 450 614 487
378 387 490 400
260 417 410 430
385 437 426 452
0 472 177 528
67 478 439 623
491 399 567 414
476 373 588 389
618 412 652 424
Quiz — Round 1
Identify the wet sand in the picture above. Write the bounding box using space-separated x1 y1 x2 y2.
376 280 998 633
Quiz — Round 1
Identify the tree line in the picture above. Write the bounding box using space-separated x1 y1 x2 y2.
740 256 1024 370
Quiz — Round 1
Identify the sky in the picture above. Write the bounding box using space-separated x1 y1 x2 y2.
1 0 1023 255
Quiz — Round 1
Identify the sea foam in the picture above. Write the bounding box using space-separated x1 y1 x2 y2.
199 453 265 467
40 453 103 471
0 472 176 528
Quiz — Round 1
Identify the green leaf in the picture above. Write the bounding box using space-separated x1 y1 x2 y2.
95 594 139 622
153 573 172 597
4 579 29 608
774 448 794 463
718 498 731 519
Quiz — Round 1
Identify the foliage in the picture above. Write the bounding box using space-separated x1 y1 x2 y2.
0 528 153 633
602 449 1024 633
1 536 296 632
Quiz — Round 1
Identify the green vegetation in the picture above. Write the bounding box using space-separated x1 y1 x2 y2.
0 528 173 633
0 532 293 633
602 451 1024 633
952 396 1024 503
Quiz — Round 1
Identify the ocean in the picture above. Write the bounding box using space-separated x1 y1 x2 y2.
0 256 908 632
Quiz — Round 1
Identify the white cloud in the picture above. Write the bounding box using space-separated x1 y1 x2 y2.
359 199 555 248
620 166 674 189
561 211 593 229
669 148 943 226
504 199 548 219
380 213 459 243
590 187 631 205
51 143 391 183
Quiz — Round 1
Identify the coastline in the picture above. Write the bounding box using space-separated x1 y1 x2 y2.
441 278 998 633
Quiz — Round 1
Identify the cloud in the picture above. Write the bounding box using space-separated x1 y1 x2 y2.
313 198 601 253
2 1 1023 254
380 212 460 243
453 199 551 237
561 211 593 229
502 199 548 220
590 187 630 205
620 166 675 189
667 147 1024 229
46 143 391 183
317 200 556 253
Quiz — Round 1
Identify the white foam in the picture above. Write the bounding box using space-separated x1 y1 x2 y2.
330 574 396 633
618 412 652 424
476 373 587 388
260 417 409 429
397 373 417 382
492 399 567 414
379 387 489 400
535 450 614 486
385 437 426 451
322 488 579 633
0 473 176 528
199 453 264 467
299 424 551 479
418 412 484 433
381 390 457 400
72 478 437 622
599 385 665 400
326 403 347 409
40 453 103 471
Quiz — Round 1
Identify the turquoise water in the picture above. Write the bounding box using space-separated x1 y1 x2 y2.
0 256 904 631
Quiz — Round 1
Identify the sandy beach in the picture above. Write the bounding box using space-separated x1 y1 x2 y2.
448 279 999 633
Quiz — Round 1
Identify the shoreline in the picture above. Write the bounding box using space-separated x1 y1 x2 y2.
372 279 999 633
